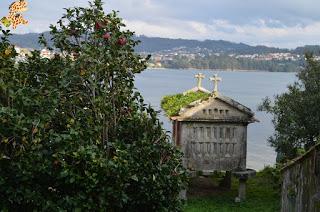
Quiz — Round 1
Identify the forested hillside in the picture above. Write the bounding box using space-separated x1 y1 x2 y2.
8 32 319 55
7 32 319 72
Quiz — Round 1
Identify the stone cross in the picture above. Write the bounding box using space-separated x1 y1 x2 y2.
195 73 205 88
210 74 222 94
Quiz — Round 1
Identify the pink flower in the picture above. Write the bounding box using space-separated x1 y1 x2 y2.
95 22 103 30
117 37 127 46
103 33 111 40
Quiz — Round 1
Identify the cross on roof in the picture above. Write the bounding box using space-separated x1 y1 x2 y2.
210 74 222 95
195 73 205 88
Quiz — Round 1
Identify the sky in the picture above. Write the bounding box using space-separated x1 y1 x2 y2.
1 0 320 48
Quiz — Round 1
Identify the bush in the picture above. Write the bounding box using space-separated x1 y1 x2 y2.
0 1 187 211
259 54 320 161
161 92 210 117
257 166 282 191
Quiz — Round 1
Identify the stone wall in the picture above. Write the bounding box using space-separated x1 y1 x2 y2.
178 121 247 171
281 143 320 212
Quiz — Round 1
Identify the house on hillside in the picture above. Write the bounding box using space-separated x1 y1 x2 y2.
281 143 320 212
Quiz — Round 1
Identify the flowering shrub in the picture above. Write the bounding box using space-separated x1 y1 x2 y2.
0 0 187 210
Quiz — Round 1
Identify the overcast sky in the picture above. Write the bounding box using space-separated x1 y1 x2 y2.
1 0 320 48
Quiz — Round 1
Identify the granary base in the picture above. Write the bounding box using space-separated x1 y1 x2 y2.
232 169 256 202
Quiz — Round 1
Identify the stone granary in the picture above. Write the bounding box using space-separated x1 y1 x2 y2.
162 73 257 201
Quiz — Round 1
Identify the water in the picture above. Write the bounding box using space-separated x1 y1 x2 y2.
135 69 296 170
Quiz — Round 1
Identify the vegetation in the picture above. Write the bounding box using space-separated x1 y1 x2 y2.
7 32 320 72
259 54 320 161
10 33 320 56
160 54 303 72
7 33 287 53
185 167 281 212
293 45 320 55
0 0 187 210
161 92 210 117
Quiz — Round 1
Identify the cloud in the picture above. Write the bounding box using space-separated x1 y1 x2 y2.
124 19 211 39
125 18 320 48
1 0 320 48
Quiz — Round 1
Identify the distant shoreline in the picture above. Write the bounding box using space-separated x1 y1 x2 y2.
147 67 298 73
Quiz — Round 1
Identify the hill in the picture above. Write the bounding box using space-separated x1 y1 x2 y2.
8 32 51 49
6 32 319 72
7 32 320 55
135 35 289 54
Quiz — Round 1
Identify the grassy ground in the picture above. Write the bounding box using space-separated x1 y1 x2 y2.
184 169 280 212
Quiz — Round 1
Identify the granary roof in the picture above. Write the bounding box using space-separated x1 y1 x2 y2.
170 93 257 123
213 94 254 116
161 73 257 123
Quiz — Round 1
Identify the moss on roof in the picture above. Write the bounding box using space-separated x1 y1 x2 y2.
161 91 210 117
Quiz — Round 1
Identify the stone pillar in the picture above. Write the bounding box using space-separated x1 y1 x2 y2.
179 170 197 200
238 178 247 201
179 189 187 200
233 169 256 202
220 171 232 189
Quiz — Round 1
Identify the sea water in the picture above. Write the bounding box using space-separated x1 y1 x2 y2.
135 69 296 170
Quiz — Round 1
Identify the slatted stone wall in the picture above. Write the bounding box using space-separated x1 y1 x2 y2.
180 122 247 171
281 143 320 212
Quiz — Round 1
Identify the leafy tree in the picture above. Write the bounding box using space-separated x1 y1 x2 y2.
259 54 320 161
0 0 186 210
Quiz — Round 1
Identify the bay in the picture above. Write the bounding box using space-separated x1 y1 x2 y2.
135 69 296 170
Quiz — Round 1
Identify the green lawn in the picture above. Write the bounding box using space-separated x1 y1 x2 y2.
184 170 280 212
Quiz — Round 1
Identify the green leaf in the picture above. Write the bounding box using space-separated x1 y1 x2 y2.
131 174 138 181
1 17 11 27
